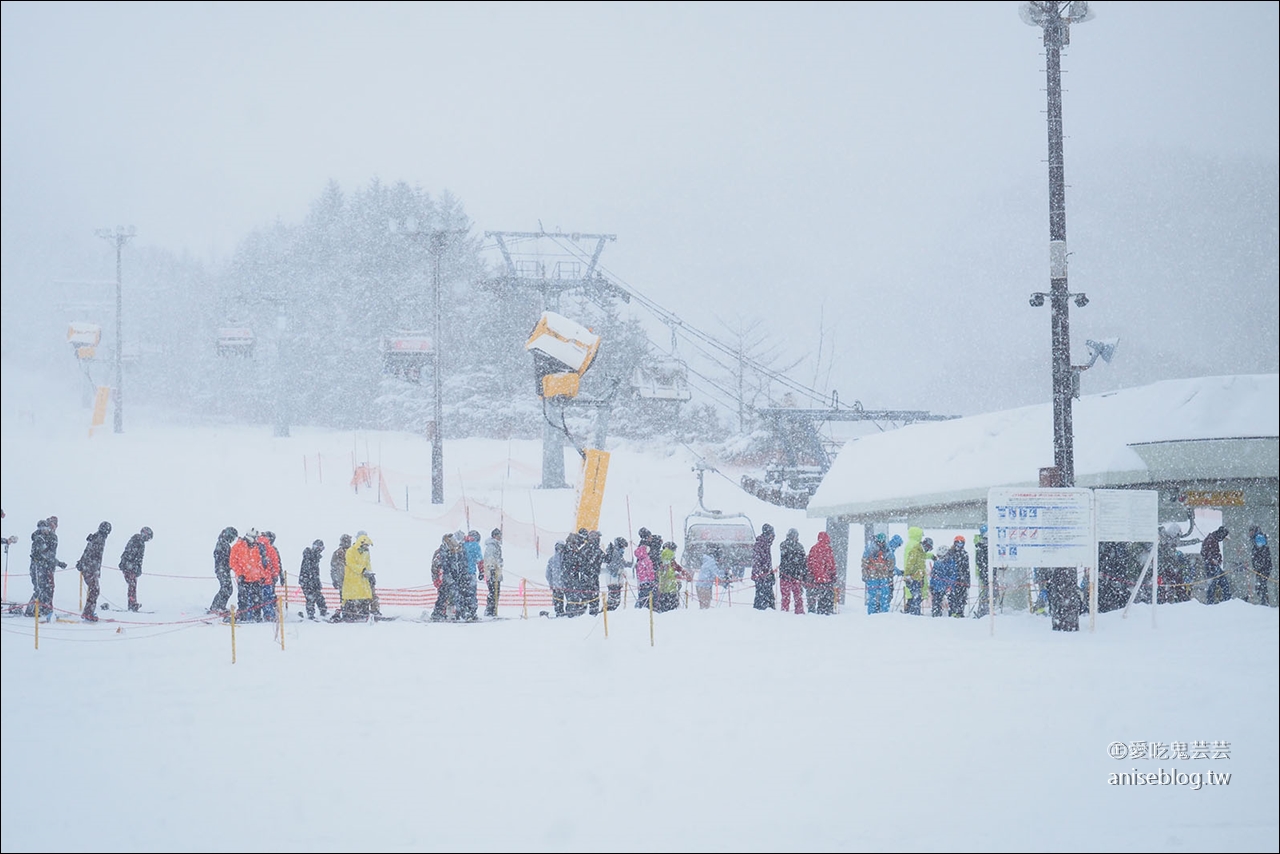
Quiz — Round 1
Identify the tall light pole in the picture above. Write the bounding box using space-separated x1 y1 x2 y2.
95 226 136 434
1021 1 1093 633
1021 1 1093 488
390 220 466 504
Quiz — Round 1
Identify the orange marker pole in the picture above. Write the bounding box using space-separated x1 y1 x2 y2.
278 595 285 650
230 606 237 664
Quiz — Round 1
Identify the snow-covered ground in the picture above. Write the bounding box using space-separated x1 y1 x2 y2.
2 364 1277 853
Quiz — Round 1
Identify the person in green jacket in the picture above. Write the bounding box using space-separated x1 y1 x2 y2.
902 526 930 616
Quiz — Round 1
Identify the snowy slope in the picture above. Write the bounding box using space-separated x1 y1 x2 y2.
1 364 1277 853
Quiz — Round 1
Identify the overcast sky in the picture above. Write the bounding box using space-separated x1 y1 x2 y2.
3 1 1277 417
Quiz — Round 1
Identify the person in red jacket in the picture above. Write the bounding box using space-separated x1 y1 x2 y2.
229 529 267 621
806 531 837 615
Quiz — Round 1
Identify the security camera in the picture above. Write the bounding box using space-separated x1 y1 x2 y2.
1074 293 1089 308
1029 293 1045 308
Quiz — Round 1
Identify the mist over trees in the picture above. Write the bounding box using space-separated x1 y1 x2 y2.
27 178 731 447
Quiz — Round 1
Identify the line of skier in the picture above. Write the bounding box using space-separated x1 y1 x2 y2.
1 511 154 622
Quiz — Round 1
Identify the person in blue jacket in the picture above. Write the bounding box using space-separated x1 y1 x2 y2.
930 542 957 617
460 530 483 621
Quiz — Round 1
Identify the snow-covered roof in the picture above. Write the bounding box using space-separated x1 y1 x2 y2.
807 374 1280 520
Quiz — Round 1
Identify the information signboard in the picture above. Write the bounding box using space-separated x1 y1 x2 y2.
987 487 1094 568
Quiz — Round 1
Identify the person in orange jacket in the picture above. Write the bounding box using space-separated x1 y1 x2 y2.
229 529 267 621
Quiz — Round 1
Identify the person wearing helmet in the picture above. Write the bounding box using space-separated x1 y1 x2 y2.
209 527 238 616
77 521 112 622
482 528 504 618
751 523 777 610
298 538 328 620
341 532 375 621
258 531 283 622
230 528 267 621
118 526 153 612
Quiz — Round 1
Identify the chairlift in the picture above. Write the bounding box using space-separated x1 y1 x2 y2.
380 330 434 383
631 357 692 401
67 321 102 361
680 462 755 581
217 324 255 358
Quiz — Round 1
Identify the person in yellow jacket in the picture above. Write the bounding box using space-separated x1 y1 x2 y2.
902 526 930 616
341 531 375 621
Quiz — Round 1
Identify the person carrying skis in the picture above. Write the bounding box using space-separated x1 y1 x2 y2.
77 521 112 621
298 539 328 620
118 526 152 612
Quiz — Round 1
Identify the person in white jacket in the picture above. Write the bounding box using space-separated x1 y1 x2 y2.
482 529 504 617
695 546 723 609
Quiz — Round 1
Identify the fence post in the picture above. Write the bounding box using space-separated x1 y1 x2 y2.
230 606 237 664
521 578 527 620
34 599 39 650
602 588 609 639
278 595 285 650
648 591 654 647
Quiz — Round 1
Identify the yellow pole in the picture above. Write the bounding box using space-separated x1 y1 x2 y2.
522 579 527 620
230 606 237 664
602 588 609 639
624 579 629 609
648 591 654 647
278 595 285 650
34 599 39 650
